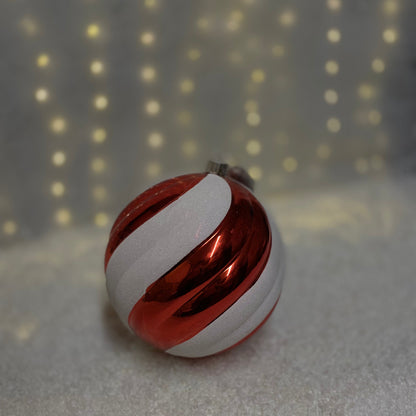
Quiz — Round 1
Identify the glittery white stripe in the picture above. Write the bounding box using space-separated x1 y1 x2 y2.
105 174 232 327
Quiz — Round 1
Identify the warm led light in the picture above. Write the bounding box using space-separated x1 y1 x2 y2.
144 0 158 9
52 151 66 166
383 28 398 44
90 60 104 74
246 139 262 155
86 24 100 38
372 58 385 73
146 162 162 177
35 88 49 102
3 220 17 235
94 212 109 227
283 157 298 173
327 28 341 43
182 140 198 158
188 49 201 61
251 69 265 83
147 132 164 149
92 185 107 201
196 17 210 31
37 54 50 68
55 208 71 226
358 84 375 100
324 89 338 104
325 60 339 75
279 10 296 27
91 158 106 173
140 66 156 82
180 79 194 94
327 117 341 133
94 95 108 110
92 128 107 143
327 0 342 11
246 112 261 126
271 44 285 57
145 100 160 115
244 100 258 112
368 110 382 125
140 31 155 45
228 51 243 64
50 117 66 133
248 166 263 180
20 17 38 36
355 158 369 174
50 181 65 197
370 154 385 170
382 0 398 15
177 110 192 125
316 144 331 160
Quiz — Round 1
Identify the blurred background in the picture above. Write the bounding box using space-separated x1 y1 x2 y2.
1 0 415 247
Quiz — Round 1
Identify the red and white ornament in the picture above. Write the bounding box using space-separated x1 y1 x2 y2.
104 163 285 358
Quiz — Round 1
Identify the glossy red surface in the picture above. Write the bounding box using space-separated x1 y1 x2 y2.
128 177 272 351
104 173 206 269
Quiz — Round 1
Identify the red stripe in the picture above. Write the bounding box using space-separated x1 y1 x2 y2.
127 177 272 351
104 173 206 269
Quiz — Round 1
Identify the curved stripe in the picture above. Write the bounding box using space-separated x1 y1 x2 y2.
128 178 272 350
105 174 232 327
105 173 206 269
166 216 284 357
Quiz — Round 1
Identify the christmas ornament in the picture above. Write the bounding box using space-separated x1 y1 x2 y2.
104 161 285 358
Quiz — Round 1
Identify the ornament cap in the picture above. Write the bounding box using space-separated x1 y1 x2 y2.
205 160 255 191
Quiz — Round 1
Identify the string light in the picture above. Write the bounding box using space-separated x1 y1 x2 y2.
52 151 66 166
50 181 65 197
271 44 285 58
283 157 298 173
251 69 265 83
383 28 398 44
182 140 198 158
37 54 50 68
145 99 161 115
92 128 107 143
355 158 369 174
372 58 385 73
248 166 263 180
324 89 338 104
246 112 261 126
188 49 201 61
327 117 341 133
86 24 100 38
3 220 17 235
370 154 385 170
35 88 49 102
140 66 156 82
244 100 258 112
50 117 66 133
316 144 332 160
358 83 375 100
144 0 158 9
180 79 195 94
368 110 382 125
327 0 342 11
94 95 108 110
94 212 109 227
92 186 107 201
382 0 399 16
147 132 164 149
91 157 106 173
146 162 162 177
279 10 296 27
325 60 339 75
327 28 341 43
246 139 262 156
55 208 71 226
90 60 104 75
140 31 155 46
20 17 38 36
